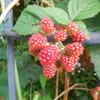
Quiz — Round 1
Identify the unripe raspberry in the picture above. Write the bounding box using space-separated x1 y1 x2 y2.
54 30 67 42
29 32 47 56
72 30 86 42
43 64 57 79
66 22 78 35
65 42 84 56
72 56 80 63
60 54 75 72
38 46 59 65
55 24 65 31
40 17 54 34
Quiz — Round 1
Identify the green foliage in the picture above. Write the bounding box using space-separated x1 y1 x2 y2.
23 0 31 5
38 95 51 100
68 0 100 21
75 21 90 40
84 13 100 32
18 63 42 87
55 0 70 11
0 41 6 59
13 5 49 35
12 12 40 35
43 7 71 24
0 70 8 100
90 45 100 78
39 75 47 88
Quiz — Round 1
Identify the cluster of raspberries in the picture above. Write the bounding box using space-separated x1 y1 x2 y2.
29 17 86 79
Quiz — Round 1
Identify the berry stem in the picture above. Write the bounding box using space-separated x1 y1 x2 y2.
54 83 87 100
55 69 59 99
41 0 54 7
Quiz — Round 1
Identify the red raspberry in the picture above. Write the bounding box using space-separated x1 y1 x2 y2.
72 56 79 63
40 17 54 34
72 30 86 42
29 47 40 56
60 54 75 72
54 30 67 42
90 90 98 98
66 22 78 35
29 32 47 56
65 42 84 56
95 87 100 92
43 64 57 79
38 46 59 65
55 24 65 31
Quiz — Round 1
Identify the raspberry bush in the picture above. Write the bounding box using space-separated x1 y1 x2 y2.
0 0 99 99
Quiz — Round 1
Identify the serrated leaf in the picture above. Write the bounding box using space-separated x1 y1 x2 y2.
90 45 100 78
13 13 40 35
75 21 90 40
24 5 49 20
43 7 70 24
68 0 100 21
13 5 49 35
39 75 47 89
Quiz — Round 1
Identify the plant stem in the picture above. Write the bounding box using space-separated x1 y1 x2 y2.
54 83 86 100
41 0 54 7
0 0 5 12
30 80 33 100
15 59 23 100
0 0 20 24
33 92 40 100
55 69 59 99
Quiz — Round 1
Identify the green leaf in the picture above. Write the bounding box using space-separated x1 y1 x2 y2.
75 21 90 40
84 13 100 32
38 95 51 100
13 13 40 35
55 0 70 11
0 71 8 98
18 64 42 87
90 45 100 78
68 0 100 21
39 75 47 88
43 7 70 24
24 5 49 20
24 0 31 5
13 5 49 35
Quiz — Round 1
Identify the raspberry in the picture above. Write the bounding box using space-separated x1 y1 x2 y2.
65 42 84 56
29 47 40 56
40 17 54 34
54 30 67 42
72 56 79 63
43 64 57 79
38 46 59 65
55 24 65 31
90 90 98 98
95 87 100 92
66 22 78 35
72 30 86 42
29 32 47 56
60 54 75 72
